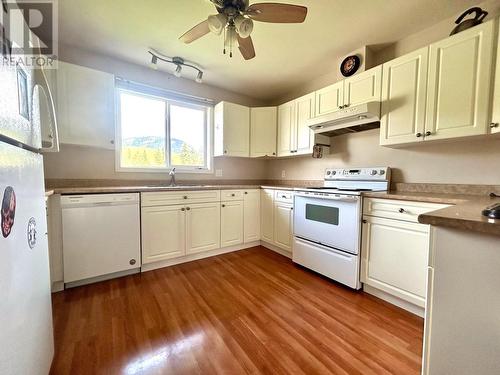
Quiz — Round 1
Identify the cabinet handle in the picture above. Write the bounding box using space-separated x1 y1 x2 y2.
362 219 367 224
282 195 287 198
272 152 276 155
290 207 293 210
183 196 188 199
222 204 225 208
491 123 499 129
244 192 248 194
224 150 228 154
186 207 191 211
416 132 422 138
231 193 235 197
425 131 432 136
398 208 406 213
181 208 185 211
338 106 342 110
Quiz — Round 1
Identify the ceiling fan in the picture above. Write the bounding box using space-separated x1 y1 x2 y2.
179 0 308 60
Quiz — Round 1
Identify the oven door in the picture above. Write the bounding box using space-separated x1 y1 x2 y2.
293 193 361 254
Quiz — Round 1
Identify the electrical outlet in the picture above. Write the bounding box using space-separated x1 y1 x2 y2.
215 169 223 177
281 170 286 178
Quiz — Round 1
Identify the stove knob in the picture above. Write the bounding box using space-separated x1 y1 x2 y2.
379 170 386 175
326 171 331 175
332 171 337 175
370 170 377 176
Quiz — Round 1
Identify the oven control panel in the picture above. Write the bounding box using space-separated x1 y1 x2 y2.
325 167 391 181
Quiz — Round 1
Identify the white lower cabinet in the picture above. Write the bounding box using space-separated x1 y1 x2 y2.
274 202 293 252
260 189 275 243
361 216 430 307
243 190 261 243
142 205 186 263
221 200 244 247
186 202 221 255
361 198 450 313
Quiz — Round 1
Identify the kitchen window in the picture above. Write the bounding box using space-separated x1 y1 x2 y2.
115 83 212 173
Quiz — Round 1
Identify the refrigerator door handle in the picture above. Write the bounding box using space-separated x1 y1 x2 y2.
35 69 59 153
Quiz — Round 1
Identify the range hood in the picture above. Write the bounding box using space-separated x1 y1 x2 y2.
307 101 381 137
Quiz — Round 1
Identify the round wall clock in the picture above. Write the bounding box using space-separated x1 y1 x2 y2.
340 55 361 77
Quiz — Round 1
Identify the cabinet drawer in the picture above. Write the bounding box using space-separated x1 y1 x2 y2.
141 190 220 207
363 198 449 223
275 190 294 204
221 190 244 201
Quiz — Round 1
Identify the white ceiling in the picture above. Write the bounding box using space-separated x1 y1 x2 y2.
58 0 478 101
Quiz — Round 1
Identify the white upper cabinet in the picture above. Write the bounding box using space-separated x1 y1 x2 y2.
491 20 500 134
343 65 382 107
214 101 250 157
294 93 316 155
250 107 277 157
425 21 495 140
277 100 296 157
315 81 344 117
56 61 115 150
277 93 316 157
380 47 429 146
243 190 261 243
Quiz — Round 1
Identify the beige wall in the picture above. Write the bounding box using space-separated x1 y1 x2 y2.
43 44 268 181
266 130 500 185
44 144 267 181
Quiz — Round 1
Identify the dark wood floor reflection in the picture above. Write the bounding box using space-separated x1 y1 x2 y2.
50 246 423 375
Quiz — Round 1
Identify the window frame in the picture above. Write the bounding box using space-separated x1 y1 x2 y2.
115 86 213 174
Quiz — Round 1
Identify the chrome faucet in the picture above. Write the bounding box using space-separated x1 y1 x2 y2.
168 167 176 187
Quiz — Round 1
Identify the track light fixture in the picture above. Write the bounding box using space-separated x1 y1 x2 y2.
148 49 204 84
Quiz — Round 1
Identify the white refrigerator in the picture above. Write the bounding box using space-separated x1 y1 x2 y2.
0 26 58 375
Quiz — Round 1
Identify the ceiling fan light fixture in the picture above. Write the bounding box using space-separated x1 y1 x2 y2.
207 13 227 35
174 64 182 77
234 16 253 38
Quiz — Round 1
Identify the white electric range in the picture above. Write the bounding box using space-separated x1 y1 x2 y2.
293 167 391 289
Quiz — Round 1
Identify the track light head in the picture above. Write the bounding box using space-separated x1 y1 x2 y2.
174 64 182 78
195 71 203 83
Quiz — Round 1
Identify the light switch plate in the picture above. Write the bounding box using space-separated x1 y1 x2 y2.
215 169 223 177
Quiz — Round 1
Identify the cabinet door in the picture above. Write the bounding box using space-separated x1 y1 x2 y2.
315 81 344 117
425 21 494 140
360 216 430 307
221 201 244 247
243 190 261 243
250 107 277 157
380 47 428 146
141 205 186 263
491 21 500 134
56 61 115 149
214 102 250 157
274 202 293 252
260 189 274 243
295 93 316 155
277 100 295 157
344 65 382 107
186 202 221 254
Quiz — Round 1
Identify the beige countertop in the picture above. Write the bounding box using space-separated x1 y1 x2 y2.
364 191 500 236
44 181 500 236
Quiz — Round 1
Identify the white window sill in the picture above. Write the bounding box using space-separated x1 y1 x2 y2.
115 166 214 174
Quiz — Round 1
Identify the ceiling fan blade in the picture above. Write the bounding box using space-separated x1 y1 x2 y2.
246 3 307 23
179 20 210 44
238 35 256 60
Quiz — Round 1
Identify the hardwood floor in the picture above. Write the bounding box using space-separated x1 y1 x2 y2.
50 246 423 375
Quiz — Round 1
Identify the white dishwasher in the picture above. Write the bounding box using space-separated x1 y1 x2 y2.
61 193 141 285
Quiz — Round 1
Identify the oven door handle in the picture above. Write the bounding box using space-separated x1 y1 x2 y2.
295 192 359 202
